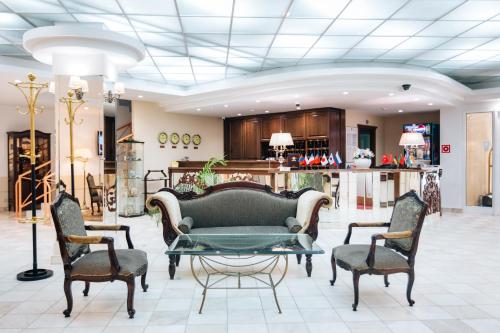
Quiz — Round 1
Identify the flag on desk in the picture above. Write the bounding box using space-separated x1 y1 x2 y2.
306 153 315 166
328 153 336 166
320 153 328 166
298 155 306 167
313 154 321 165
335 151 343 165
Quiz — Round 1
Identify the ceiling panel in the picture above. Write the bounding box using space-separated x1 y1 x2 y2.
1 0 500 89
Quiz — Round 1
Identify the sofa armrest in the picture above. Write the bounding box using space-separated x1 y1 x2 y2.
285 217 302 233
178 216 194 234
296 190 333 236
146 191 183 233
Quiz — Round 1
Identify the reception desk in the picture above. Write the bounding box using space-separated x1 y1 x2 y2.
167 161 441 215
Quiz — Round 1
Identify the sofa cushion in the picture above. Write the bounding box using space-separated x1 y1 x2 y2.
190 226 290 234
179 189 297 228
178 216 194 234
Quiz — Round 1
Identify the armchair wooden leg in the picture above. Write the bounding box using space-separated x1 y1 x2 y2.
330 251 337 286
352 271 360 311
141 273 149 292
406 269 415 306
168 255 176 280
305 254 312 277
63 278 73 317
175 255 181 267
296 254 302 264
83 282 90 296
126 278 136 319
384 274 390 288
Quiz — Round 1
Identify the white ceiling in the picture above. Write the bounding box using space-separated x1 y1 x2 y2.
1 0 500 89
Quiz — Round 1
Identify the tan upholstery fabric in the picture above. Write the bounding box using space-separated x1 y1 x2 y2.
296 190 332 233
147 191 183 234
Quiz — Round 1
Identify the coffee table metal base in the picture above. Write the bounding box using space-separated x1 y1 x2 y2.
190 254 288 314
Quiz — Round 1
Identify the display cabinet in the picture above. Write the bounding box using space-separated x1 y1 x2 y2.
117 139 144 217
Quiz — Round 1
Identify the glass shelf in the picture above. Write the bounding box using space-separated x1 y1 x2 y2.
117 140 145 218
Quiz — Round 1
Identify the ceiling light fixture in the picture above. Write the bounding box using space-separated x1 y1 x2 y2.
413 98 420 101
427 102 434 106
342 91 349 95
398 109 404 113
265 110 270 113
196 108 201 111
224 104 228 108
138 95 143 98
250 109 255 112
388 92 395 96
256 99 261 103
237 113 242 116
103 81 124 103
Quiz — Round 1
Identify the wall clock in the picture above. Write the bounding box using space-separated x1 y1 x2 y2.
158 132 168 144
182 133 191 145
192 134 202 145
170 132 180 145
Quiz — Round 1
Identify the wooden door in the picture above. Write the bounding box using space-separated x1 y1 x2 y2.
244 118 261 159
283 113 305 139
261 117 282 140
306 111 329 138
227 119 244 159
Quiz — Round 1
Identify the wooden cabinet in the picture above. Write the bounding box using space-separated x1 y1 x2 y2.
306 111 329 138
244 118 261 159
283 113 305 138
226 119 244 159
261 117 282 140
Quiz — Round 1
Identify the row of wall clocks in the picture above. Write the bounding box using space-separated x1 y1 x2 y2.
158 132 202 146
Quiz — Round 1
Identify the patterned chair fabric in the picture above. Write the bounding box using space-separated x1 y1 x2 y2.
71 249 148 278
385 194 427 254
333 245 409 271
54 197 89 261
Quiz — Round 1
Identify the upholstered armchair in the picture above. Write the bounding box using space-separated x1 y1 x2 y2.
86 173 103 215
50 192 149 318
330 190 427 311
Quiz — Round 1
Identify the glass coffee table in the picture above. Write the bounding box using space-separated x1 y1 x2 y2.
166 234 324 313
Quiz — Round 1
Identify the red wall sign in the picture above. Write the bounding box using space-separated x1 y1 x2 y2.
441 144 451 153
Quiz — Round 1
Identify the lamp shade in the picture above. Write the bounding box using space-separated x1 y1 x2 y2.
68 75 82 89
48 81 55 94
399 132 425 146
80 79 89 93
270 132 294 147
75 148 92 160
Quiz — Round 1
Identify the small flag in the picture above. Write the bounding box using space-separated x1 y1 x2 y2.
298 155 306 167
335 151 342 165
313 154 321 165
320 153 328 166
306 153 315 166
382 154 389 164
328 153 336 166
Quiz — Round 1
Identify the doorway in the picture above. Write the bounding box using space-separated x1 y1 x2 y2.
358 125 377 165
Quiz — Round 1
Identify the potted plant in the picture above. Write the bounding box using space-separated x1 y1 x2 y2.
353 148 375 169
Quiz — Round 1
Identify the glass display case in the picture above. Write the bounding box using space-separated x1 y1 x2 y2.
117 139 144 217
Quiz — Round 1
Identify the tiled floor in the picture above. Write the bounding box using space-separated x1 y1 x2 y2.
1 209 500 333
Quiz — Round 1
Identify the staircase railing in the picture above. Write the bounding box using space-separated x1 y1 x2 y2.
15 160 56 219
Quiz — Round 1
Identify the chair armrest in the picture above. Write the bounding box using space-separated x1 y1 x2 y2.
85 224 134 249
344 222 390 244
366 230 413 268
64 235 121 275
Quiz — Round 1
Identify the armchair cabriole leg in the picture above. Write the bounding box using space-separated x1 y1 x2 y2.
63 278 73 317
296 254 302 264
175 254 181 267
330 252 336 286
83 282 90 296
352 271 360 311
384 274 390 287
407 269 415 306
305 254 312 277
127 278 136 318
168 255 176 280
141 273 149 292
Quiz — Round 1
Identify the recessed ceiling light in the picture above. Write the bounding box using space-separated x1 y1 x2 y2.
265 110 270 113
294 101 300 104
413 98 420 101
237 113 242 116
196 108 201 111
342 91 349 95
224 104 228 108
138 95 143 98
256 99 261 103
84 106 89 110
398 109 404 113
427 102 434 106
388 92 395 96
294 94 299 98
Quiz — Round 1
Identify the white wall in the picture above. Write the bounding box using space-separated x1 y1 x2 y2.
132 101 224 174
0 104 55 211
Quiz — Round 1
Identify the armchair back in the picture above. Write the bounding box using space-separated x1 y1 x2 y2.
50 192 89 266
385 190 427 257
86 173 100 199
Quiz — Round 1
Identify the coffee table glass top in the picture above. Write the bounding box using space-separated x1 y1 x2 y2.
165 234 324 255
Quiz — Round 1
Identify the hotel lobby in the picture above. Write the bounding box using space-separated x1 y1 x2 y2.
1 1 500 333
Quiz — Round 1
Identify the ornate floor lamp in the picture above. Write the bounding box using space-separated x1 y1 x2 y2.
9 73 53 281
